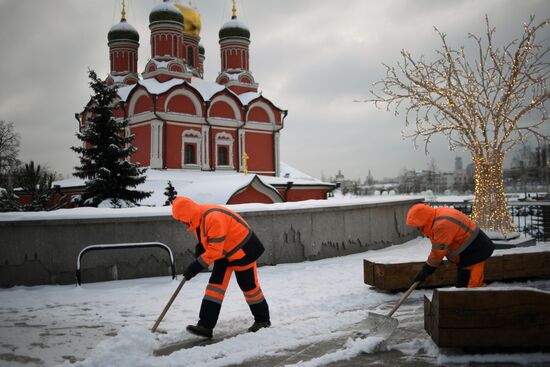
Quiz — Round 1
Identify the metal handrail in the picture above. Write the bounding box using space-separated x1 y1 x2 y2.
76 242 176 285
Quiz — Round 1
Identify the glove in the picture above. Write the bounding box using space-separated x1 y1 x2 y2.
194 242 205 258
413 263 437 284
183 260 205 280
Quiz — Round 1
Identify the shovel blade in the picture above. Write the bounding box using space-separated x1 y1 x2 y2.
358 312 399 339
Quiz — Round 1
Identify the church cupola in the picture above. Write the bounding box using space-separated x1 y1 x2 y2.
174 2 202 77
149 0 184 25
107 1 139 86
218 1 250 72
216 1 257 93
148 1 184 60
144 0 191 82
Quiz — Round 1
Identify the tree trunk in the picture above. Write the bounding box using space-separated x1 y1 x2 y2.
470 153 515 234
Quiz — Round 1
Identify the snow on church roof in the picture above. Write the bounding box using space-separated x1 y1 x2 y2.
220 18 250 31
278 162 320 182
116 78 262 106
109 20 138 34
238 91 261 105
138 169 278 205
52 163 331 207
117 84 136 101
189 77 225 100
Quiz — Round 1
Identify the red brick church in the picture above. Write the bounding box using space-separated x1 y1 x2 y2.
70 0 334 205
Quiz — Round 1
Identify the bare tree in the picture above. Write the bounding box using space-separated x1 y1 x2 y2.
0 120 21 179
368 16 550 233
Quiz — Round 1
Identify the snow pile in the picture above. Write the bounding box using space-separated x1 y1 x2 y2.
290 336 386 367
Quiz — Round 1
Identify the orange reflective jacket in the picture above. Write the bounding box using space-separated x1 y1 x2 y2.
172 196 251 267
406 203 479 267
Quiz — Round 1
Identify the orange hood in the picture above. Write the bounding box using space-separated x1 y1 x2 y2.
406 203 436 236
172 196 202 233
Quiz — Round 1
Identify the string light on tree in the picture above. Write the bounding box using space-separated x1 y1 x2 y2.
367 15 550 234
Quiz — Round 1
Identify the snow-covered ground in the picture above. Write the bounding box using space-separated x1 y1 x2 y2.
51 162 332 207
2 239 550 367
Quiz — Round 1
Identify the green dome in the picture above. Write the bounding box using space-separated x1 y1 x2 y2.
149 2 184 24
219 17 250 40
108 19 139 43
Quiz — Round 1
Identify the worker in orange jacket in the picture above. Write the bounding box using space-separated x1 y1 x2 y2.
172 196 270 338
406 203 495 288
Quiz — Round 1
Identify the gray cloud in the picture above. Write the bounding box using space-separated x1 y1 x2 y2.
0 0 548 181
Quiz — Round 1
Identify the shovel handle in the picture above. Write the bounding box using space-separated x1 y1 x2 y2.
387 281 420 318
151 276 187 333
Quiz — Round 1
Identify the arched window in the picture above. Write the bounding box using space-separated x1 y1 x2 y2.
182 129 201 168
215 132 234 169
187 47 194 67
184 143 196 164
218 146 228 166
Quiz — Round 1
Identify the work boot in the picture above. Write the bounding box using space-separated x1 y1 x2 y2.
186 324 213 338
248 320 271 332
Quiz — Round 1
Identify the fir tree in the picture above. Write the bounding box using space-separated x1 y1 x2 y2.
163 180 178 206
71 70 151 207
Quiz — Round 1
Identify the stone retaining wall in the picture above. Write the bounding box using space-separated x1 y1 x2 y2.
0 199 421 287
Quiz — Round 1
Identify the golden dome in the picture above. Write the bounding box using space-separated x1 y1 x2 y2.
174 2 202 38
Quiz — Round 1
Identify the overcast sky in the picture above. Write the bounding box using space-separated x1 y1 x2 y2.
0 0 548 181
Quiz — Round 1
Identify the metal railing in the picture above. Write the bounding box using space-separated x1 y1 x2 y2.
76 242 176 285
427 201 550 241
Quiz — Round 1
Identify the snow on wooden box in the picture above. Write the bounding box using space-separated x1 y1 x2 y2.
364 248 550 290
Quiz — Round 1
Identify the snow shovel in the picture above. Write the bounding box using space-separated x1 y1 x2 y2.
151 276 187 333
362 280 420 339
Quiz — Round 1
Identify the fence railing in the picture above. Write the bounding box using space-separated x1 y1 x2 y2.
427 201 550 241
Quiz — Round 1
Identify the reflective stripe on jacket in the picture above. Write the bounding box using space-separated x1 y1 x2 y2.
406 204 479 267
196 206 251 267
427 209 479 266
172 196 251 267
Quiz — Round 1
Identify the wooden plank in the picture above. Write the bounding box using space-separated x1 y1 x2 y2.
363 259 375 286
364 251 550 290
425 288 550 348
423 295 438 344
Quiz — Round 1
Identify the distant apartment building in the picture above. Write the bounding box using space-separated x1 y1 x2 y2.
396 157 474 194
329 157 477 195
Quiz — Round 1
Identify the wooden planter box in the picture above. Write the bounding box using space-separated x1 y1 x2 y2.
364 251 550 290
424 288 550 348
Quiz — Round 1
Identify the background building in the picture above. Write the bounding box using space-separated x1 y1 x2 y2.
68 1 335 205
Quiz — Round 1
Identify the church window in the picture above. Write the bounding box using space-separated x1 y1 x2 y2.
218 146 229 166
182 129 201 168
187 47 194 67
173 36 177 56
184 143 196 164
215 132 234 169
